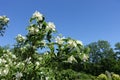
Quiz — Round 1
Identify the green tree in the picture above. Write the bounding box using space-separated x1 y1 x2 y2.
84 40 116 75
88 40 112 63
115 42 120 59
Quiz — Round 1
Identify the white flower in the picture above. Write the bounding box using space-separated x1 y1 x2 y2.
46 22 56 31
29 27 34 34
14 62 17 65
38 57 43 61
67 55 77 63
16 34 26 42
8 59 12 64
0 58 7 64
32 11 43 21
15 72 23 79
68 40 77 47
55 36 64 44
0 16 9 24
40 72 43 74
28 27 39 34
3 54 8 57
45 77 49 80
5 64 9 67
76 40 83 45
35 61 40 66
16 62 25 67
11 54 16 59
83 54 88 62
4 17 9 23
3 68 9 76
25 57 31 64
35 28 39 33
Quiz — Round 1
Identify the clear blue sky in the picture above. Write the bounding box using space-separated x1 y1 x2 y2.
0 0 120 47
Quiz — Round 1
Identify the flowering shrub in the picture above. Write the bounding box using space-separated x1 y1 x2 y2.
0 11 89 79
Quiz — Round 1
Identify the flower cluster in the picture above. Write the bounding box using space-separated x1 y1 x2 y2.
0 68 9 76
82 54 88 62
32 11 43 21
46 22 56 31
0 50 17 77
15 72 23 80
16 34 26 43
0 15 9 36
68 39 83 48
67 55 77 63
0 15 9 26
55 36 65 44
28 25 39 34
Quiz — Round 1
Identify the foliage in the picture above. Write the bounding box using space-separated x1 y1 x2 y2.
96 71 120 80
80 40 118 75
97 73 108 80
0 11 89 79
1 11 120 80
0 15 9 36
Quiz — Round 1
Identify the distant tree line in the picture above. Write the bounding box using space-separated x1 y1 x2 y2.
71 40 120 76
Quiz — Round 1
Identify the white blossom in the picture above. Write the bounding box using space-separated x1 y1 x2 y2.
28 27 39 34
0 68 9 76
25 57 31 64
16 62 25 68
67 55 77 63
55 36 64 44
32 11 43 21
68 40 77 47
46 22 56 31
3 54 8 57
76 40 83 45
35 61 40 66
35 28 39 32
28 27 34 34
4 17 9 23
15 72 23 79
11 54 16 59
39 57 42 60
83 54 88 62
16 34 26 42
5 64 9 68
45 77 49 80
0 15 9 24
3 69 9 75
40 72 43 74
0 58 7 64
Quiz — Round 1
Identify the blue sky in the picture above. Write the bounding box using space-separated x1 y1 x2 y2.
0 0 120 47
